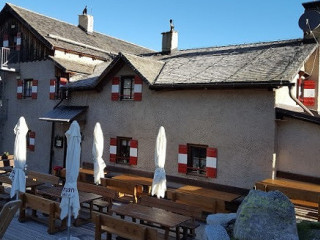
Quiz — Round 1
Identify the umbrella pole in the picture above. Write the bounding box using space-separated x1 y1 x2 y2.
67 197 71 240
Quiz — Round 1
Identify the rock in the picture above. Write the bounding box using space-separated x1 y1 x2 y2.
233 189 298 240
206 213 236 227
205 224 230 240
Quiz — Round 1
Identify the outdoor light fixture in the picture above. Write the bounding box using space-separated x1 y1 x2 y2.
54 135 63 148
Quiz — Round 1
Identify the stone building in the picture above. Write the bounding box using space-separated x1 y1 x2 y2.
1 2 320 192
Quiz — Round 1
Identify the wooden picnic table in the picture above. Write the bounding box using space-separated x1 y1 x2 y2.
0 175 44 193
112 174 153 193
176 185 241 202
255 178 320 221
112 203 191 240
36 186 103 225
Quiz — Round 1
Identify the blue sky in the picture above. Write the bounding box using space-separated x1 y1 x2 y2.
0 0 309 51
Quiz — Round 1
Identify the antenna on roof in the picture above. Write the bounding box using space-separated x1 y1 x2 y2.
170 19 174 31
82 5 87 15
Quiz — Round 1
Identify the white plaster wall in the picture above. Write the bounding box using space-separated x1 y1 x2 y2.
63 65 276 189
276 118 320 176
0 60 59 173
54 50 103 65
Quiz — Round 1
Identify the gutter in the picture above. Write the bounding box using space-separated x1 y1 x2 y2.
288 85 314 116
149 81 292 90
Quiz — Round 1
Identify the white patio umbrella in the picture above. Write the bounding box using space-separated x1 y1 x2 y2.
9 116 28 199
151 126 167 199
60 121 81 240
93 122 106 185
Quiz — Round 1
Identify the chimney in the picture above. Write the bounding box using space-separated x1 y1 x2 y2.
78 6 94 34
299 1 320 41
162 19 178 54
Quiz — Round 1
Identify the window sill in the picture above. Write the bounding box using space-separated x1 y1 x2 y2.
186 172 207 178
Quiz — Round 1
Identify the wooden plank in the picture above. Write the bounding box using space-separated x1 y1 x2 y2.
166 189 218 214
28 171 60 186
100 178 143 203
96 214 152 240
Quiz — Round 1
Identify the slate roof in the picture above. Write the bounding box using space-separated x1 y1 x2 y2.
2 3 154 59
49 56 98 75
150 39 317 88
65 39 317 90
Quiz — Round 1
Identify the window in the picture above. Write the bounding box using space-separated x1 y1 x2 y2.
178 144 217 178
120 76 134 100
23 79 33 98
117 137 131 164
110 137 138 165
187 144 207 175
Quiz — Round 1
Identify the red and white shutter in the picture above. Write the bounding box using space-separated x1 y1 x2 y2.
49 79 56 99
32 80 38 99
206 147 217 178
178 145 187 173
16 32 21 51
110 138 117 162
3 34 8 47
17 80 23 99
28 131 35 151
111 77 120 101
302 80 316 106
133 76 142 101
129 140 138 165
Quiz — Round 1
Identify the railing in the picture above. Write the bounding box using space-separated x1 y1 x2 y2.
1 47 10 68
0 47 19 71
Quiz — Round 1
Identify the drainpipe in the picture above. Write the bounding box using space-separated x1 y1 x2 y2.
288 85 314 116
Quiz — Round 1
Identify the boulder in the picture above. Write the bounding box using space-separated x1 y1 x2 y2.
233 189 298 240
205 224 230 240
206 213 236 227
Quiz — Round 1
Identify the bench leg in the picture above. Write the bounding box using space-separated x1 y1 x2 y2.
106 232 112 240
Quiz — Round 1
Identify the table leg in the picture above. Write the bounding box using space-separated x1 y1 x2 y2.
164 227 170 240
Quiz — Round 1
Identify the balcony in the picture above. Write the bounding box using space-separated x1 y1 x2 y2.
0 47 18 72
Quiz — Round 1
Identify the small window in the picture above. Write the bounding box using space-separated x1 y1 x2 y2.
117 137 132 164
120 76 134 100
23 79 33 98
187 144 207 175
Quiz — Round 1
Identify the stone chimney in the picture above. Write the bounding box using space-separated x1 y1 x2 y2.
78 7 94 34
299 1 320 41
162 19 178 54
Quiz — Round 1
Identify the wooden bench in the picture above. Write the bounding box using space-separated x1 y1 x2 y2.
100 178 143 203
255 180 320 221
0 156 14 174
139 195 201 237
166 189 218 220
95 213 160 240
19 193 65 234
77 181 117 213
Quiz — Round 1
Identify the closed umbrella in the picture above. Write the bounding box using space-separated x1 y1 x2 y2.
60 121 81 240
9 116 28 199
151 126 167 199
93 122 106 185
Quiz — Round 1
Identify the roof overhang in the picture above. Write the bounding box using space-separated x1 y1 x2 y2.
39 106 88 123
276 106 320 125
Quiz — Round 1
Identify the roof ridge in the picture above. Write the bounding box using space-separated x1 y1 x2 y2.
6 3 155 53
178 38 304 52
7 3 79 29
